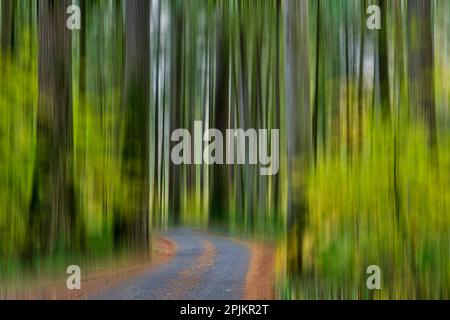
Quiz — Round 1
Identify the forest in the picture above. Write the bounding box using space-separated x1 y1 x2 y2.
0 0 449 299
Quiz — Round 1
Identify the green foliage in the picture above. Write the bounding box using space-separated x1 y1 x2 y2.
288 122 450 299
0 30 37 262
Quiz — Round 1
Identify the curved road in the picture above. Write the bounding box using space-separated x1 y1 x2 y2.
93 228 250 300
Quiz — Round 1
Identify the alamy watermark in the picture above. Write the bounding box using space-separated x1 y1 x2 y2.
170 121 279 176
66 5 81 30
66 265 81 290
366 265 381 290
366 5 381 30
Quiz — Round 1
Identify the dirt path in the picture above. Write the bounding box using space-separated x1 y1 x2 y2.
2 235 176 299
2 228 275 300
243 241 276 299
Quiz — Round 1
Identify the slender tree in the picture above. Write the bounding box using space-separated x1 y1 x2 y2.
378 0 391 119
330 1 342 154
357 0 366 151
79 0 87 104
312 0 321 164
345 2 352 163
168 0 184 225
153 0 163 220
273 0 281 214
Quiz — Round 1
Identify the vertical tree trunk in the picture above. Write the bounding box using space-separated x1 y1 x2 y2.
113 0 124 154
407 0 437 149
153 0 162 222
77 0 87 250
115 0 151 250
30 0 75 254
378 0 391 120
168 0 183 225
394 0 406 106
200 22 209 217
345 3 352 163
312 0 321 164
238 1 250 225
273 0 281 215
357 0 366 151
330 0 341 154
160 46 168 225
79 0 87 101
393 0 407 254
284 0 312 274
78 0 87 178
1 0 12 53
209 2 230 227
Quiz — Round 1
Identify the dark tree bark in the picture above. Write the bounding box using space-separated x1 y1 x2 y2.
79 0 87 101
153 0 162 221
115 0 151 250
407 0 437 149
78 0 87 175
29 0 75 254
378 0 391 120
168 0 183 225
1 0 12 53
284 0 312 274
209 3 230 227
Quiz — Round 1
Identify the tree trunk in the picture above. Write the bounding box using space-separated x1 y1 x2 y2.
168 0 183 225
378 0 391 120
79 0 87 100
115 0 151 250
407 0 437 149
209 3 230 228
153 0 162 223
312 0 321 164
29 0 75 254
345 3 352 163
357 0 366 152
273 0 281 215
284 0 312 274
1 0 12 53
330 0 341 154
